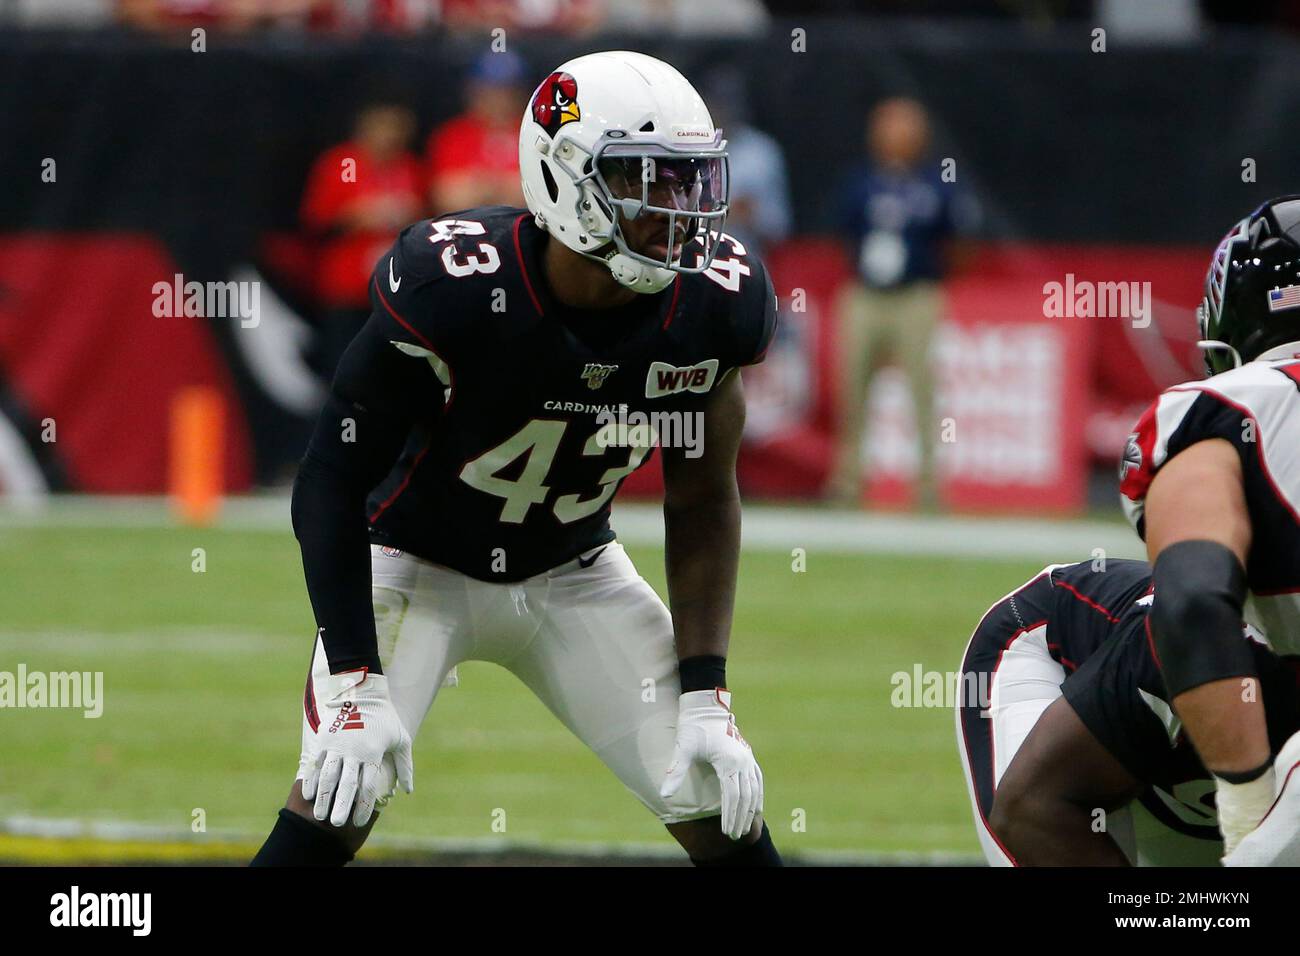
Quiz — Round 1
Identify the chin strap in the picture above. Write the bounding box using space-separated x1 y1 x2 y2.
602 249 675 294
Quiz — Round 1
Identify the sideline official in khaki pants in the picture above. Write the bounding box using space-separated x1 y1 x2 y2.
825 279 941 508
826 97 973 510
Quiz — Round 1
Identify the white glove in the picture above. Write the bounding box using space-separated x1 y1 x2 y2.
1223 731 1300 866
300 670 413 828
661 689 763 840
1215 765 1277 860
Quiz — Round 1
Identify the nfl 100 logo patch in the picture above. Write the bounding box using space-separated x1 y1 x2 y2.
581 363 618 389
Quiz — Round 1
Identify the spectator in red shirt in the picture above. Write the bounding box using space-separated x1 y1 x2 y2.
118 0 328 32
300 97 423 374
425 50 528 214
440 0 603 33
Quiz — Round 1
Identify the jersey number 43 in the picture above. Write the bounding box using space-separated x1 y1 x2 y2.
460 419 656 524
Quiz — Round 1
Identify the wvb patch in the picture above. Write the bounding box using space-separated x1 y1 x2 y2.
645 359 719 398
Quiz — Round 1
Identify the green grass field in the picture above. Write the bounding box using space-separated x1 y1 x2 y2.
0 515 1048 862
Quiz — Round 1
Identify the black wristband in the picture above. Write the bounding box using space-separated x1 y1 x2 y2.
679 655 727 693
328 654 383 677
1214 758 1273 785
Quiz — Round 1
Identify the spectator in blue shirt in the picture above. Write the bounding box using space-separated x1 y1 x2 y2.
826 97 968 510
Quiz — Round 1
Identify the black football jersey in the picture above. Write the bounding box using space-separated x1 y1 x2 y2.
1063 596 1300 841
961 559 1300 845
958 560 1155 821
959 560 1155 682
358 206 777 581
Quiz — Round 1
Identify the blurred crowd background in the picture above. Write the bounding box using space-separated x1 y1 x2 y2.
3 1 1300 516
7 0 1300 34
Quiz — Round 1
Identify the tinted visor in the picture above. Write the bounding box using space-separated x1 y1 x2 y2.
596 155 726 215
577 136 730 273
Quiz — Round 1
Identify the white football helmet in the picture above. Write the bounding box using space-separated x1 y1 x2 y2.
518 51 729 294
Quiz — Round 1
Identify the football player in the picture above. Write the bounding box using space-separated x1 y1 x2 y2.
957 559 1300 866
251 52 782 866
1118 195 1300 859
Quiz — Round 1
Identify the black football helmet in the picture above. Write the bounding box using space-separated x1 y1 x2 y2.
1197 195 1300 376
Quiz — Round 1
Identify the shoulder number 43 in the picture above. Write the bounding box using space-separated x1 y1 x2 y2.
699 233 751 293
428 218 501 277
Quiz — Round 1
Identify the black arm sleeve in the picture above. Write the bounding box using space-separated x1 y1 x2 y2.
291 311 440 674
1149 539 1253 698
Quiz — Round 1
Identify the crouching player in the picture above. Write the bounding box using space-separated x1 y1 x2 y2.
956 558 1300 865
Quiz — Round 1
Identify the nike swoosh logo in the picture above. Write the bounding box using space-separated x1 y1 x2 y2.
578 547 606 568
388 257 401 293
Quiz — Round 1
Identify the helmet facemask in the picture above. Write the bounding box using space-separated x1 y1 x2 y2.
1194 215 1252 377
1196 298 1243 377
550 130 730 290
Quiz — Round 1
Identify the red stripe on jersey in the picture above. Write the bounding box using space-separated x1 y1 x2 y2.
1279 363 1300 388
374 276 437 353
513 214 546 318
954 567 1060 868
1046 644 1080 672
372 274 456 414
368 440 432 524
981 618 1049 867
1053 580 1122 624
367 276 448 524
956 721 1021 865
661 276 682 331
1145 615 1161 667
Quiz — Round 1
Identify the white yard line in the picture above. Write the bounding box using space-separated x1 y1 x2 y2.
0 630 285 654
0 814 981 866
0 494 1144 561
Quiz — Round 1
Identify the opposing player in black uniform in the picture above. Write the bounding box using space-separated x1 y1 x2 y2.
957 559 1300 866
251 51 782 866
1119 196 1300 857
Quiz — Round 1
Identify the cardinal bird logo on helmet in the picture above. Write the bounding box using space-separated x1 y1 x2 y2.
531 71 580 138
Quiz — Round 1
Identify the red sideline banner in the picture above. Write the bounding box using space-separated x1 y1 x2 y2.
926 274 1089 513
0 234 254 495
